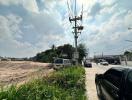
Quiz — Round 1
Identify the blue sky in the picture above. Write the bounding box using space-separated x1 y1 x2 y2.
0 0 132 58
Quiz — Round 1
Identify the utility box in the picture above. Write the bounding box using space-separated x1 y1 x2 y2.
73 52 79 59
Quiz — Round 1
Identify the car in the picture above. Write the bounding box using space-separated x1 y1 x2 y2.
95 67 132 100
100 60 109 66
84 60 92 67
53 58 71 70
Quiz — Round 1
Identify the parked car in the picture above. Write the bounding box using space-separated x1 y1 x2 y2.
95 67 132 100
84 60 92 67
53 58 71 70
100 60 109 66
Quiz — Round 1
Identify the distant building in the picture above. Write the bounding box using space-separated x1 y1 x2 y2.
1 58 11 61
11 58 25 61
94 55 122 65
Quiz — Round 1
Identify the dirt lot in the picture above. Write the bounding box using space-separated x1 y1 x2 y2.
0 61 53 86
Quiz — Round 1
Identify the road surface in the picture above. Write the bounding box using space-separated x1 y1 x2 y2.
85 63 127 100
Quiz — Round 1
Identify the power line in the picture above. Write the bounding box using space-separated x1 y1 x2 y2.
67 0 73 18
74 0 77 16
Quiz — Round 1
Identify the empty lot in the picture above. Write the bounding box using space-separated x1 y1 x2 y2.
0 61 53 86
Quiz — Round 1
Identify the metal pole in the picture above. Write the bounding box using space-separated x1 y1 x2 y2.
125 55 128 66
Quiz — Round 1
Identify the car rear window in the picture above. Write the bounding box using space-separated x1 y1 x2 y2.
55 59 63 64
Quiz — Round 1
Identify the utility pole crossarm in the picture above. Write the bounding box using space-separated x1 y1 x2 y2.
69 15 82 22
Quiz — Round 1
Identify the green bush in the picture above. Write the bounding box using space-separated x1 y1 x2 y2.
0 66 86 100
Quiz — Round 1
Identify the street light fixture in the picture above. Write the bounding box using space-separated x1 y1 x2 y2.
125 40 132 43
128 27 132 30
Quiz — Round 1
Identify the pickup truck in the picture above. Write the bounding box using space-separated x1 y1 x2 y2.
95 67 132 100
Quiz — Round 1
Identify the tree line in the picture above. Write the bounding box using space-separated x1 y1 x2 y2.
33 44 87 63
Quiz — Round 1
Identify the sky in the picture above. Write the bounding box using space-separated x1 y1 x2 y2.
0 0 132 58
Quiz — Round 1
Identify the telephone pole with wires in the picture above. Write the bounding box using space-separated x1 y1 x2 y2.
67 0 84 65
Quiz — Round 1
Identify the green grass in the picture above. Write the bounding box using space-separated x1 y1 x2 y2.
0 66 86 100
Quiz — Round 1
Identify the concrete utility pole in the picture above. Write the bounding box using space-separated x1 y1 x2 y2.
69 16 83 65
68 0 84 65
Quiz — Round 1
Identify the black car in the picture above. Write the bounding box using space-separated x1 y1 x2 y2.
95 67 132 100
84 60 92 67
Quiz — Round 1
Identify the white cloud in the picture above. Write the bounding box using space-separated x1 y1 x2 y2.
100 0 116 6
80 5 132 56
125 11 132 27
0 0 68 57
0 14 22 40
0 0 39 13
0 14 39 57
23 0 39 13
0 0 20 5
0 15 10 39
0 38 38 58
100 4 117 14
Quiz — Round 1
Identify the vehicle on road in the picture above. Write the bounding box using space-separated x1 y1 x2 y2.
95 67 132 100
84 60 92 68
100 59 109 66
53 58 71 70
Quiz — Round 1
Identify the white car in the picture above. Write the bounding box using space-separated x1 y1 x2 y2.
100 60 109 66
53 58 71 70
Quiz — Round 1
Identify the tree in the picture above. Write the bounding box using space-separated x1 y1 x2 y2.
124 51 131 55
78 44 87 63
34 44 74 63
56 44 74 59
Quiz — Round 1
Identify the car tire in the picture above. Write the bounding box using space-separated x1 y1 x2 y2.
96 83 103 100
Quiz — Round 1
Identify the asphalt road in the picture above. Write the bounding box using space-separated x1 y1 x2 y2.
94 63 121 71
